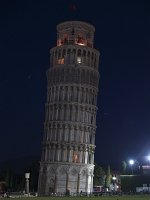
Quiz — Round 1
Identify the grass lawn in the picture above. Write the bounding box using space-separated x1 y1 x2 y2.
1 195 150 200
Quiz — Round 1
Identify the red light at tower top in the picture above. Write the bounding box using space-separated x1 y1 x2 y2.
69 4 77 12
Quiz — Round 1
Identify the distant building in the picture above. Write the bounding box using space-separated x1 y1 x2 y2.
136 184 150 193
38 21 100 195
141 165 150 175
120 174 150 192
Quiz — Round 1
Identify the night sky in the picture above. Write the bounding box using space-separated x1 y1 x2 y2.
1 0 150 168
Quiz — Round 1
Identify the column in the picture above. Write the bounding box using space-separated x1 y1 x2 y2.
52 145 55 161
91 151 94 164
64 125 68 142
55 105 59 120
66 173 69 192
74 126 77 142
83 88 86 103
57 86 59 101
49 145 52 161
48 105 50 120
49 88 52 102
48 124 52 141
76 105 80 122
85 149 88 164
89 51 91 67
77 174 81 193
59 126 63 142
82 107 85 123
68 86 70 101
62 87 65 101
78 87 81 103
79 145 83 163
54 174 58 193
51 105 54 120
86 173 91 194
62 145 67 162
55 146 58 162
68 146 73 162
66 104 70 121
46 145 49 161
82 146 86 163
25 173 30 196
45 146 48 161
72 105 75 121
70 126 74 142
90 174 94 194
80 127 84 143
75 106 78 121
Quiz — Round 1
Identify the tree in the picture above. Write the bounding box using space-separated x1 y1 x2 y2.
100 175 106 187
5 168 13 190
29 161 39 192
121 161 127 174
93 162 105 186
105 165 112 188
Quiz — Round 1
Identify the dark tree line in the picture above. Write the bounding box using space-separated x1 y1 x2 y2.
0 161 39 192
0 161 117 192
93 163 114 188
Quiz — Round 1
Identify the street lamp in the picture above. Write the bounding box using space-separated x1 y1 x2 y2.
147 155 150 162
25 173 30 196
112 176 117 192
129 159 134 175
112 176 116 182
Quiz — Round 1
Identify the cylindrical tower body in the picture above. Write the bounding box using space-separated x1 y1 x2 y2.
38 21 100 196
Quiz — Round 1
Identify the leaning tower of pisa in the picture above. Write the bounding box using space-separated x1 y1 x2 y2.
38 21 100 196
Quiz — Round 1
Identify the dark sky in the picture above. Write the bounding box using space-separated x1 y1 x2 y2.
0 0 150 167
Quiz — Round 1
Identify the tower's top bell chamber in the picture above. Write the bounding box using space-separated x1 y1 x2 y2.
57 21 95 48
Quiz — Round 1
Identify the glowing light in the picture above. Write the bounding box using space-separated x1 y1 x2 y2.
57 58 64 64
129 159 134 165
112 176 116 181
147 155 150 161
72 154 78 162
77 43 86 46
77 57 81 64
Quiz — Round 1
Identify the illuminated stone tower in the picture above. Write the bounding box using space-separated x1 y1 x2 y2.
38 21 100 195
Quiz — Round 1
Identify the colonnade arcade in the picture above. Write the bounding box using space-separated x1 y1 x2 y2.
39 163 94 194
50 46 99 70
42 122 95 165
47 85 98 106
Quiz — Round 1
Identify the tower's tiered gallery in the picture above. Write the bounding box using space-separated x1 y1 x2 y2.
38 21 100 195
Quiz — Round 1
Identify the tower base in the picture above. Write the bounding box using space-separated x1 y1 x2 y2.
38 162 94 196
